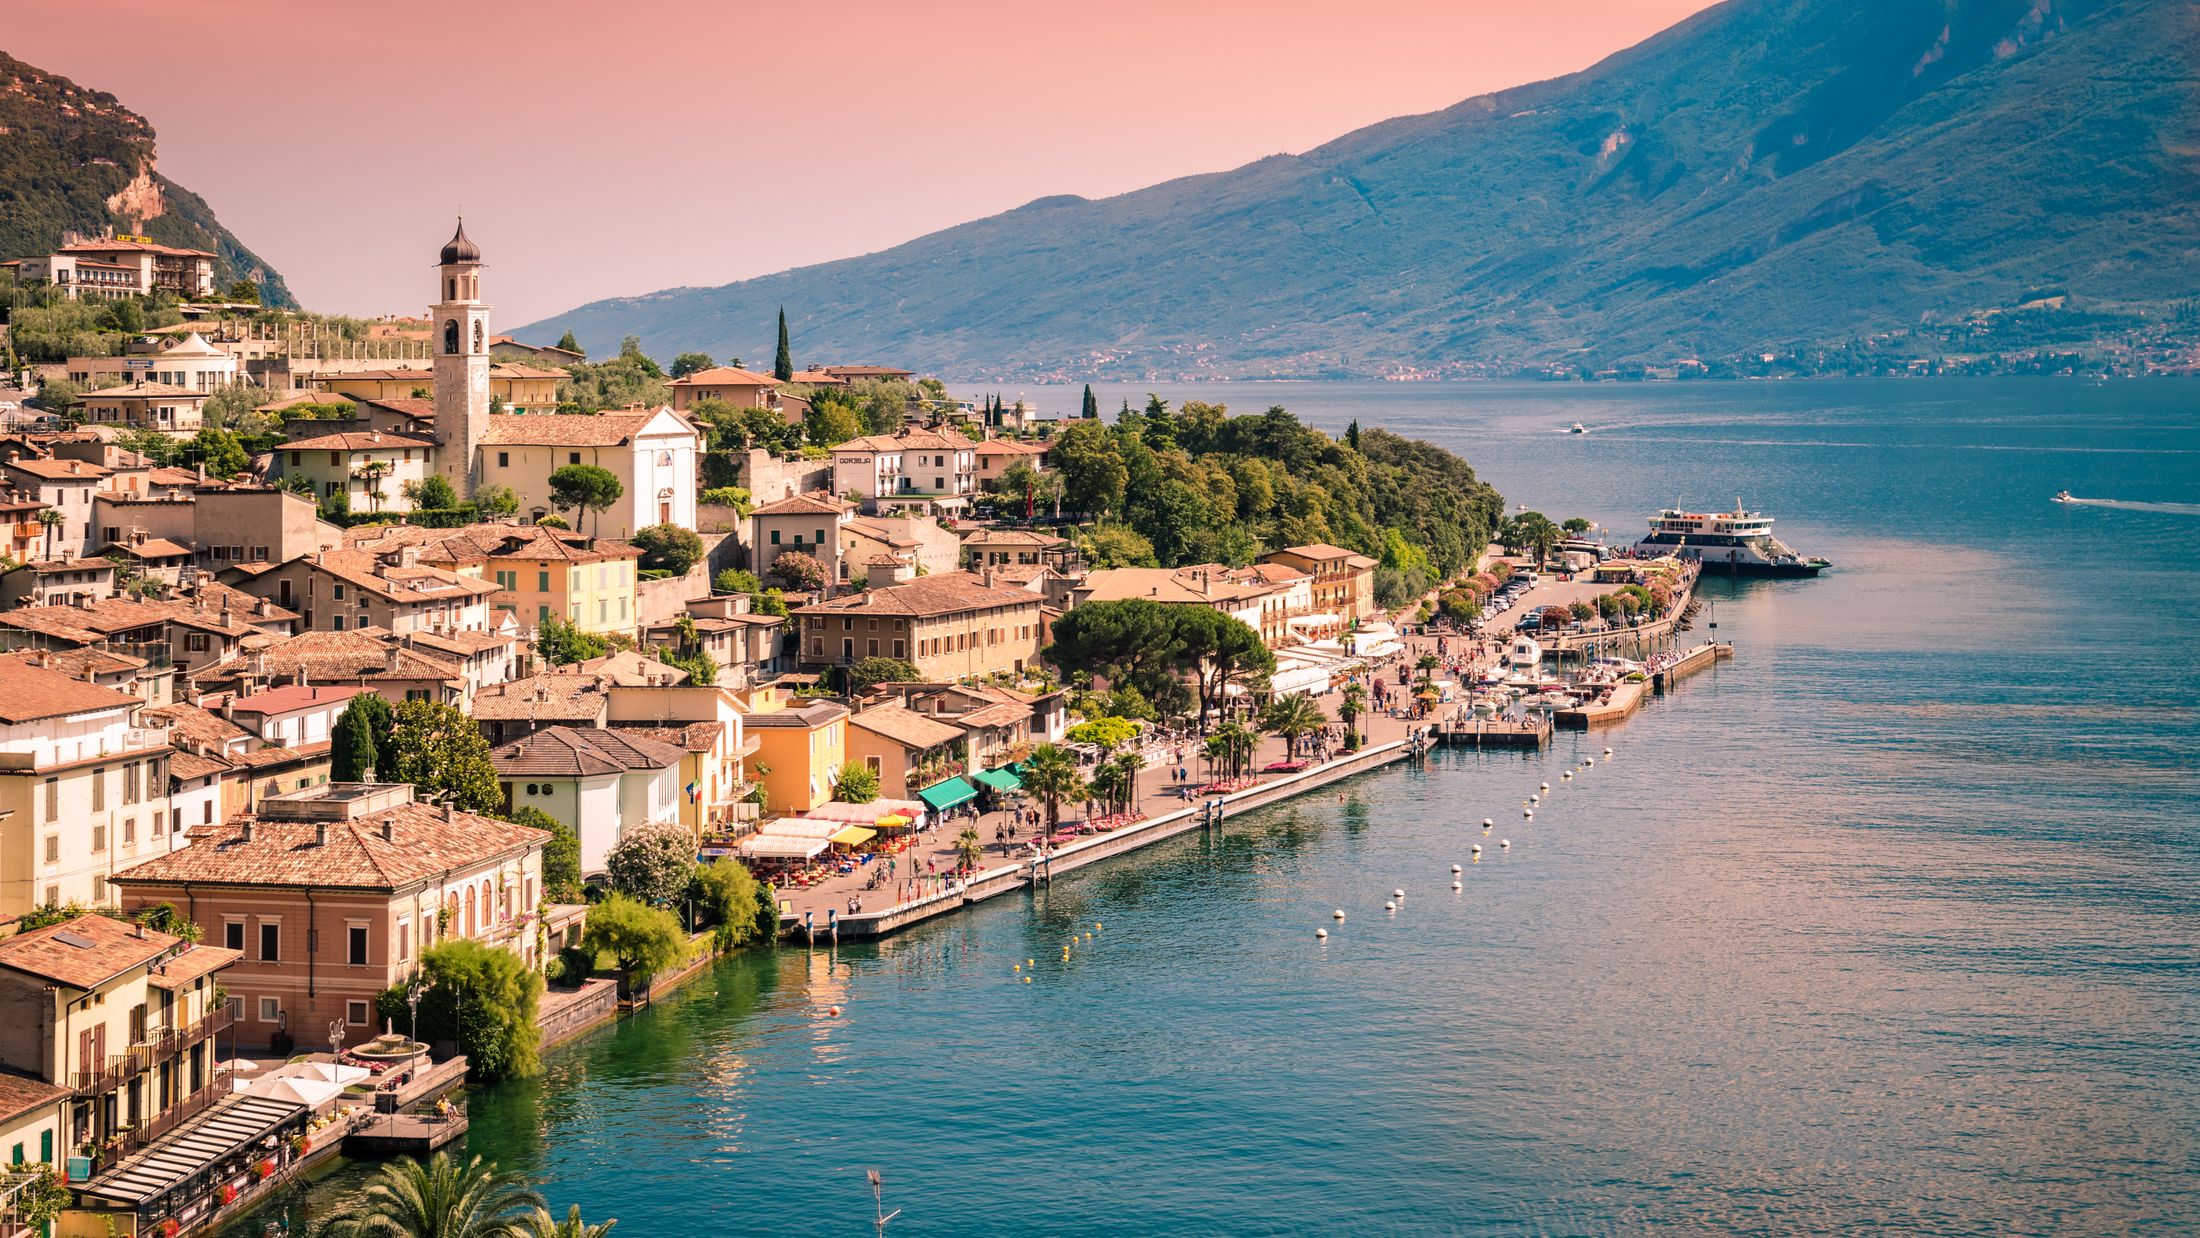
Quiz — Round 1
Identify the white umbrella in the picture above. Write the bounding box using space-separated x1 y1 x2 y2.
221 1058 259 1073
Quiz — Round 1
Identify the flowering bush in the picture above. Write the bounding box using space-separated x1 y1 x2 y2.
219 1182 239 1205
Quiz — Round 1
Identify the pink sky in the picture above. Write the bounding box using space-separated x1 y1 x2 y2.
9 0 1714 326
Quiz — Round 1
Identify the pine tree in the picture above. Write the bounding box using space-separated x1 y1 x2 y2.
773 308 793 381
555 330 581 355
330 703 378 782
1081 384 1098 419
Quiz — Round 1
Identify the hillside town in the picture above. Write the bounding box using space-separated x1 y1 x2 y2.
0 222 1544 1235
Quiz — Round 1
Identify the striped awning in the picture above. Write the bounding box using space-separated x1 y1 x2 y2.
77 1094 305 1206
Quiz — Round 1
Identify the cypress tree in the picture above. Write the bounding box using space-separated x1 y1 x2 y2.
555 330 581 355
1081 384 1098 419
773 308 793 381
331 702 378 782
1346 419 1361 452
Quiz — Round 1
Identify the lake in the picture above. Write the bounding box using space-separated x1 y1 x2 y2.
242 379 2200 1236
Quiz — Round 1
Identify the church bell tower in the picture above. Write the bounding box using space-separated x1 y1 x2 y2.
431 218 491 497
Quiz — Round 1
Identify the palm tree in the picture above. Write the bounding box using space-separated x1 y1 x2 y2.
1258 693 1326 760
353 458 393 514
1108 752 1143 812
331 1153 545 1238
1020 743 1086 834
521 1206 617 1238
1338 682 1366 745
953 826 984 873
35 508 64 561
1209 722 1259 780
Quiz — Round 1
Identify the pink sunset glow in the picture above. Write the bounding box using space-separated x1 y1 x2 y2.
7 0 1715 323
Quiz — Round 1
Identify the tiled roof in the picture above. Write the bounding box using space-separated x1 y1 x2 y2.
0 653 140 722
0 914 182 989
111 805 549 892
4 457 110 480
848 703 963 750
26 646 147 678
143 701 254 752
491 726 687 777
973 439 1047 455
787 370 846 385
470 672 612 722
794 571 1038 619
109 537 195 559
231 683 362 715
962 528 1065 547
488 363 568 380
832 426 975 453
168 750 232 780
279 430 439 452
419 526 640 566
59 239 213 258
237 628 467 686
405 628 517 658
1273 543 1357 560
481 409 688 447
147 943 242 989
751 493 850 517
0 1070 68 1124
1072 565 1301 606
669 366 780 387
740 698 848 728
85 383 206 400
304 550 500 603
609 721 724 754
356 397 435 423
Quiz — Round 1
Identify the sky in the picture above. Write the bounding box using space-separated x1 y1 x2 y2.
8 0 1715 327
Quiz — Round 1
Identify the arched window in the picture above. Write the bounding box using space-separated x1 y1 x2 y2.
473 321 484 354
464 887 477 937
443 320 459 355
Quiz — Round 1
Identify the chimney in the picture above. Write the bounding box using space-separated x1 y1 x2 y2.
381 816 395 841
240 820 254 842
314 822 328 847
385 646 402 673
133 920 145 939
439 801 455 823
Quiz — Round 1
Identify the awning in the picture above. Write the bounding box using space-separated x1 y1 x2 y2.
759 818 840 839
802 798 926 825
875 813 913 829
972 767 1021 793
917 777 977 812
738 836 830 860
828 825 876 847
77 1094 305 1207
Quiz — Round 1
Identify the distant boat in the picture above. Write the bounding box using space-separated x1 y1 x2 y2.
2053 490 2078 504
1569 423 1587 434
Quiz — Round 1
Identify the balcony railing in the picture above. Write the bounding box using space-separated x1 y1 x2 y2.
74 1007 232 1097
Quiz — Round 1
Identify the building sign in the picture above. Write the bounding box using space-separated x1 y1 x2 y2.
124 358 155 370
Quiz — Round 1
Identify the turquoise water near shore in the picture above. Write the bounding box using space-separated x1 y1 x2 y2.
242 379 2200 1235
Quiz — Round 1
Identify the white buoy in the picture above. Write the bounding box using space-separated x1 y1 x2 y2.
1385 901 1397 912
1482 818 1494 828
1523 808 1533 818
1333 909 1346 921
1316 928 1329 939
1541 782 1550 792
1562 771 1573 781
1471 843 1482 854
1451 864 1463 873
1603 747 1613 756
1530 794 1540 804
1500 839 1511 849
1584 757 1593 767
1451 880 1463 890
1393 888 1405 899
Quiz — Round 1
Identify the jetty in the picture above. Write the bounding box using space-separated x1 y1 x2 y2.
1435 714 1552 747
343 1110 468 1156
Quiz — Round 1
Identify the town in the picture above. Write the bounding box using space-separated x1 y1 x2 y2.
0 223 1715 1237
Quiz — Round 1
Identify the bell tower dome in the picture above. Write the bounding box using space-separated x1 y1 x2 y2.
431 217 491 497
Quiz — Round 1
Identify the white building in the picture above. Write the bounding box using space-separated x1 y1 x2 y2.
66 331 241 391
489 726 686 875
830 426 978 516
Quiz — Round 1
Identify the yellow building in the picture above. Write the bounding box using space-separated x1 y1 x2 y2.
731 686 847 816
417 526 642 637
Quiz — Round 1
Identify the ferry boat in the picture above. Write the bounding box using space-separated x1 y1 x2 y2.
1635 502 1830 577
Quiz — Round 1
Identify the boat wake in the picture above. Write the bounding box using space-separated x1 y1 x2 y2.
2059 497 2200 515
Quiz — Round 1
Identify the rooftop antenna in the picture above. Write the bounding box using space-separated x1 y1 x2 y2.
867 1169 899 1236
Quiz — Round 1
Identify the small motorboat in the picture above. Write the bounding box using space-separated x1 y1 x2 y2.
1569 422 1587 434
2052 490 2077 504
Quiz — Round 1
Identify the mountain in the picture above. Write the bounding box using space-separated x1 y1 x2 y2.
521 0 2200 380
0 51 293 306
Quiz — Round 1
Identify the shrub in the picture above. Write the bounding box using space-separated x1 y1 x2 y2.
604 823 696 906
630 523 706 576
583 895 687 993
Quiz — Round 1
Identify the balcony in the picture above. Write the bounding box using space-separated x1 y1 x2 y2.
73 1007 232 1098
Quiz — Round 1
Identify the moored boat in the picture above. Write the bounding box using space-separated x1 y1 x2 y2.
1635 501 1829 577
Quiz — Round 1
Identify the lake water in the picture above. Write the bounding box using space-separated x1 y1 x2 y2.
245 379 2200 1236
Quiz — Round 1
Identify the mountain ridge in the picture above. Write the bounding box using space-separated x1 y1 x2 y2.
519 0 2200 378
0 50 294 306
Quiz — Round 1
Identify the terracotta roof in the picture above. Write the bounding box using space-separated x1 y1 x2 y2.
1072 565 1300 607
0 653 140 722
405 628 517 658
751 493 851 517
821 365 913 378
280 430 439 452
470 672 612 722
419 526 640 566
831 426 975 454
255 391 356 414
231 683 363 715
59 239 214 258
481 409 689 447
488 363 568 380
609 720 724 754
355 397 435 423
0 1071 68 1124
961 528 1065 547
26 646 147 678
84 383 206 400
848 703 963 750
973 439 1047 456
145 466 205 487
168 750 232 780
669 366 780 387
739 698 848 728
787 370 846 385
491 726 687 777
1273 543 1357 560
147 943 242 989
953 701 1028 730
111 804 549 892
843 518 922 549
0 914 183 990
309 368 433 383
236 628 467 687
4 457 110 480
794 571 1038 619
108 537 195 560
303 549 500 603
144 701 254 752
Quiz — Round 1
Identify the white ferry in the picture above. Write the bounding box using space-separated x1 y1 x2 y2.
1635 502 1830 577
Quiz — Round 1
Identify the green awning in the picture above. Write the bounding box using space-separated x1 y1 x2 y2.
917 777 978 812
973 767 1021 792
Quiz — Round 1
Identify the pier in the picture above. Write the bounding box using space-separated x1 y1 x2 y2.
1435 714 1552 747
343 1110 469 1157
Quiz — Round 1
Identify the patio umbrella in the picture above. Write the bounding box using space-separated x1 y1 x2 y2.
221 1058 259 1073
876 813 912 829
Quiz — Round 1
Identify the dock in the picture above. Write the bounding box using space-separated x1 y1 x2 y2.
1434 713 1553 747
343 1110 468 1156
